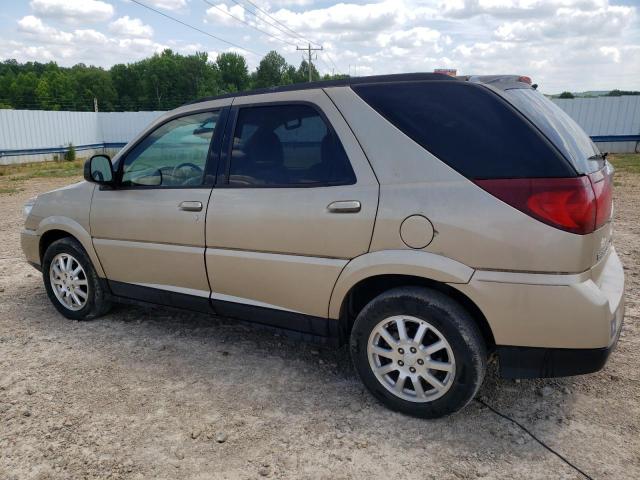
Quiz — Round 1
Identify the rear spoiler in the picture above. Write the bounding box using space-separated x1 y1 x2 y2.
457 75 537 90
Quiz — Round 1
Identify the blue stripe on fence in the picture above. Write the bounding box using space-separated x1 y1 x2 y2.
591 135 640 143
0 142 126 157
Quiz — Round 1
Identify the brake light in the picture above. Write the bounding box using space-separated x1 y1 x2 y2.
518 76 532 85
589 167 613 229
475 171 612 235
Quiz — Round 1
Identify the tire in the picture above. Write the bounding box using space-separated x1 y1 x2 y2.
350 286 486 418
42 237 112 320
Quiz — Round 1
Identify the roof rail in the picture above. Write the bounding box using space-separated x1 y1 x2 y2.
184 72 457 106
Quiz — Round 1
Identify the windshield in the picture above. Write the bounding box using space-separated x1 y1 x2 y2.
503 88 601 174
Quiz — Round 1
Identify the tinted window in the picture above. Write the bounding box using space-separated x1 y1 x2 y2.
228 104 356 186
503 88 600 173
354 81 575 179
122 111 218 187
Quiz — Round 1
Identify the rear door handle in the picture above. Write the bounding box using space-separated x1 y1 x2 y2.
327 200 361 213
179 201 203 212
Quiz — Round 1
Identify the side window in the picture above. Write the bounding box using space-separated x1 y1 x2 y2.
121 111 219 187
228 104 356 187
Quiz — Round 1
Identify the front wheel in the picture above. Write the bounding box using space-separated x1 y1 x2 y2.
42 237 112 320
350 287 487 418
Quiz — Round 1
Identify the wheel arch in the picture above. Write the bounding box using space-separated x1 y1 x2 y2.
335 273 495 352
37 218 105 278
40 229 73 262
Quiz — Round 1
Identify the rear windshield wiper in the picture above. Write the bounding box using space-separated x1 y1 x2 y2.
588 152 608 161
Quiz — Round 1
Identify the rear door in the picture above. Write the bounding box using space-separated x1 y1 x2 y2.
205 89 378 322
90 105 229 309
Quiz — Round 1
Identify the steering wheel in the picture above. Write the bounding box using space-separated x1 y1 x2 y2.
171 162 203 185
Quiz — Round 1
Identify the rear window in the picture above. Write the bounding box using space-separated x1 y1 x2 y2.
353 81 575 179
502 88 601 173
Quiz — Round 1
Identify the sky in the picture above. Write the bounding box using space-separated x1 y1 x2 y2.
0 0 638 93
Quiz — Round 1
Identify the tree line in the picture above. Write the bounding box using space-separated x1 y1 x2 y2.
0 49 348 112
557 89 640 99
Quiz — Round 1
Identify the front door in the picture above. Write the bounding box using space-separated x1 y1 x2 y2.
90 106 228 310
205 91 379 327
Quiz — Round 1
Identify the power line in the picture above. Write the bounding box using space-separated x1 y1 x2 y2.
201 0 296 48
231 0 343 75
235 0 320 48
322 51 341 74
317 52 337 75
129 0 260 56
226 0 308 48
242 0 343 74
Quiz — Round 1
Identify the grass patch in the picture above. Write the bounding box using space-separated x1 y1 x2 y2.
0 159 84 180
0 158 84 195
609 153 640 174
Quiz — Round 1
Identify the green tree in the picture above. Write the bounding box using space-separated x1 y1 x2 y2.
283 65 297 85
9 71 39 109
215 52 249 92
295 60 320 83
0 51 353 111
141 50 179 109
254 51 289 88
606 89 640 97
38 67 78 110
111 63 142 110
558 91 574 99
64 143 76 161
183 51 218 98
70 65 117 111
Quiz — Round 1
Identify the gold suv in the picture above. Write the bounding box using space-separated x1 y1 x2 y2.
21 74 625 418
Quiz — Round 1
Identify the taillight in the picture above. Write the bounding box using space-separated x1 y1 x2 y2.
589 166 613 229
475 165 613 235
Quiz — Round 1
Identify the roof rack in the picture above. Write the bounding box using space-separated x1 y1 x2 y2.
184 72 457 106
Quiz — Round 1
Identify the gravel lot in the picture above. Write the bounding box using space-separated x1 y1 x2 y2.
1 172 638 480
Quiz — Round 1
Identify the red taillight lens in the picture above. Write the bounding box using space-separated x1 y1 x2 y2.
588 167 613 229
475 176 597 234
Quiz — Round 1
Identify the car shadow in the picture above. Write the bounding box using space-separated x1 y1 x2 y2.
102 302 579 437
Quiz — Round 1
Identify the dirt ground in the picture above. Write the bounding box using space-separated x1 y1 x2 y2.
1 173 638 480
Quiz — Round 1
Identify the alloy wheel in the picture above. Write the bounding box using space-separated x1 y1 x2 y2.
367 315 456 402
49 253 89 311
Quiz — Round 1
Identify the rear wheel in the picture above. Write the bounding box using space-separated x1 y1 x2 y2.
42 238 111 320
350 286 486 418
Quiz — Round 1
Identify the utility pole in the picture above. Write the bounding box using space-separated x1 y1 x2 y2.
93 97 98 113
297 43 323 82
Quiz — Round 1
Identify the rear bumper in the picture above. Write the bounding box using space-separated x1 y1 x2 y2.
498 295 624 378
454 246 625 350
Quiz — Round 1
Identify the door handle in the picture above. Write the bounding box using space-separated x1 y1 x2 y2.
327 200 361 213
179 201 203 212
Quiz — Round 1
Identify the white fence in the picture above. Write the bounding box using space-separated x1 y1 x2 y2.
0 110 164 165
0 95 638 164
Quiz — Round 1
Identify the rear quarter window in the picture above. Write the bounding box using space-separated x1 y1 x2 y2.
502 88 601 174
353 81 576 179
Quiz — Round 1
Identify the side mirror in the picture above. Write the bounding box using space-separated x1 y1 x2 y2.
84 154 114 185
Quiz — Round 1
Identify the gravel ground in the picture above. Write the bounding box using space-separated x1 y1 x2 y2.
1 174 638 480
